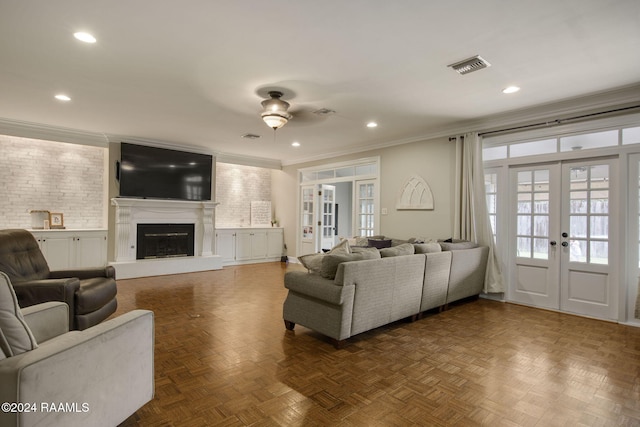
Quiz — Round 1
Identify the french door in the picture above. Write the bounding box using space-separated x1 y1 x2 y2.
509 158 618 320
299 184 336 253
320 184 336 251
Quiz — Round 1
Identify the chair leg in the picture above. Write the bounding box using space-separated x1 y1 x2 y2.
284 320 295 331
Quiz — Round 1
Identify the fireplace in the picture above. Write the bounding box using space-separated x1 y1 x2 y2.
136 224 195 260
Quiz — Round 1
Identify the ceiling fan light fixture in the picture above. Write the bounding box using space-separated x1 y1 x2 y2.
261 91 292 129
261 113 290 129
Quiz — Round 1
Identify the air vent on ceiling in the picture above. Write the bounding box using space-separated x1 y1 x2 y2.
313 108 336 116
241 133 261 139
448 55 491 75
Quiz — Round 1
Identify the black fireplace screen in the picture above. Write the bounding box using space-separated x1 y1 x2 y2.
136 224 195 260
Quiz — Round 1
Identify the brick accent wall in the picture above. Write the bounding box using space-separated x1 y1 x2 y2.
215 162 271 227
0 135 106 229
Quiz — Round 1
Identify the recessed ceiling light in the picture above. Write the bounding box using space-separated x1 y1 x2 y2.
367 122 378 128
73 32 96 43
291 142 301 147
502 86 520 94
54 94 71 101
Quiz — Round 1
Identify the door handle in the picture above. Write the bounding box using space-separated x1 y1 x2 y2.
561 241 569 247
550 241 557 246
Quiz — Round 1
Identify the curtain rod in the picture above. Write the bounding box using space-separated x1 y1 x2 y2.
448 104 640 141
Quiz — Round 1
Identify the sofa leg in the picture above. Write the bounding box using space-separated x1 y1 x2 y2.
284 320 295 331
410 314 419 322
331 339 346 349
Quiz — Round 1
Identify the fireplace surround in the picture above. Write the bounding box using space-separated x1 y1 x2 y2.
110 198 221 278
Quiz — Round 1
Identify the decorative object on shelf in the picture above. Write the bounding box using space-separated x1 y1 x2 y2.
28 209 50 229
396 175 434 210
49 212 65 229
250 201 271 227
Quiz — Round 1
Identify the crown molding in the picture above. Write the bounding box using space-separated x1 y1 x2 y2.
0 117 108 147
216 152 282 170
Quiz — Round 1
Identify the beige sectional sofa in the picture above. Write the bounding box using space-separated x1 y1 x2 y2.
283 243 489 347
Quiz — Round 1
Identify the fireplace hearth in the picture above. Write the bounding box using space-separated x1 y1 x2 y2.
137 224 195 260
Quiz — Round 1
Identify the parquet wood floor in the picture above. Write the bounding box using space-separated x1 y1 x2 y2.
115 262 640 426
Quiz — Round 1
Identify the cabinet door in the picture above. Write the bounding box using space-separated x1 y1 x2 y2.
235 231 254 261
40 234 74 270
216 231 236 263
267 230 283 258
251 231 267 260
74 232 107 268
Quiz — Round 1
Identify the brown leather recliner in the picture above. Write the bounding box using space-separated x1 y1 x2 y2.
0 228 117 330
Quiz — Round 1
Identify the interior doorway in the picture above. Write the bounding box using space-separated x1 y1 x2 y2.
297 158 379 255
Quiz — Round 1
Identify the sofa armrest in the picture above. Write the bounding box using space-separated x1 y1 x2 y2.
0 310 154 427
284 271 349 305
21 302 69 343
11 278 79 311
49 265 116 280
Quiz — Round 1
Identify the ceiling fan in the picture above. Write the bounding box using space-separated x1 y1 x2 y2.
259 90 334 130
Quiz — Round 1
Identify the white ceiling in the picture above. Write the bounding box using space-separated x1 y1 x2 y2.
1 0 639 166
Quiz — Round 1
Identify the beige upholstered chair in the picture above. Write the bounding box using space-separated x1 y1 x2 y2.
0 272 154 427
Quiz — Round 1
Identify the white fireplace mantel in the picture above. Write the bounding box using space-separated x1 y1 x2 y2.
110 198 222 278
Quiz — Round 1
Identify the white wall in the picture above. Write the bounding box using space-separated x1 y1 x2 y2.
215 162 272 227
276 135 456 257
0 135 106 229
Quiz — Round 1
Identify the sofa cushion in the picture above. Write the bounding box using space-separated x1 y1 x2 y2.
299 240 351 274
379 243 415 257
0 271 38 358
368 238 392 249
413 242 442 253
320 251 381 279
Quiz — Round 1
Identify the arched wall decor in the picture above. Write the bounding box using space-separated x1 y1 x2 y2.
396 175 434 210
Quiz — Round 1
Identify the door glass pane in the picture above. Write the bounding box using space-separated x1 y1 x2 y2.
515 169 549 260
570 240 587 262
590 216 608 238
570 216 587 238
533 238 549 259
357 182 375 237
567 163 609 264
590 241 608 264
517 237 531 257
570 191 588 213
301 187 314 239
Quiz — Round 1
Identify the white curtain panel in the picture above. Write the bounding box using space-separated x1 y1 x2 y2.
453 132 504 293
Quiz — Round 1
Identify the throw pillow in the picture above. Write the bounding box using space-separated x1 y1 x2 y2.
413 242 442 254
299 239 352 274
320 250 381 280
0 271 38 358
368 238 392 249
379 243 415 257
298 253 325 274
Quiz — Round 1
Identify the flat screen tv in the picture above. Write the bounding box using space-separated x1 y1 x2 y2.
119 143 212 201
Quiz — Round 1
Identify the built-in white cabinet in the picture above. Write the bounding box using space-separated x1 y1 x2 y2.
30 230 108 270
215 228 283 265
